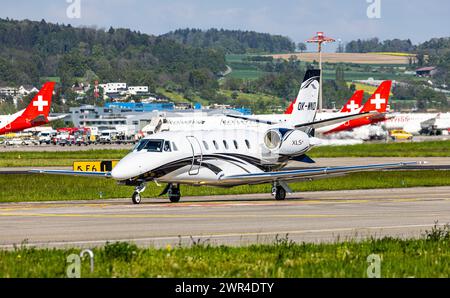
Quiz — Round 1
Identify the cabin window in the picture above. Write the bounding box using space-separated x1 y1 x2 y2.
245 139 251 149
223 140 229 150
213 140 219 150
143 139 163 152
233 140 239 149
172 142 178 151
163 141 171 152
202 140 209 150
135 139 149 152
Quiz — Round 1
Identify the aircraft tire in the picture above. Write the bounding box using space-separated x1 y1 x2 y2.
275 187 286 201
132 192 142 204
168 187 181 203
169 194 181 203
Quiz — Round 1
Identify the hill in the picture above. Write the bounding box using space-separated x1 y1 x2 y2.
0 18 226 90
163 28 295 54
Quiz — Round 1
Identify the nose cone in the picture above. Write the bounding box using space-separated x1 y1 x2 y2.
111 153 146 180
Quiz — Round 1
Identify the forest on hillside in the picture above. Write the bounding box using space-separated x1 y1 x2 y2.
163 28 296 54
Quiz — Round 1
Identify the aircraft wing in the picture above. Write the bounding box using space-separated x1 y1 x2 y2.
220 162 424 185
294 111 378 129
30 169 111 178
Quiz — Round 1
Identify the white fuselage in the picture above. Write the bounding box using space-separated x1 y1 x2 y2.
112 129 310 186
0 110 24 130
383 113 450 134
144 111 351 135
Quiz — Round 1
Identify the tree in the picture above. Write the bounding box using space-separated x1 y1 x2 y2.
297 42 307 53
335 65 345 82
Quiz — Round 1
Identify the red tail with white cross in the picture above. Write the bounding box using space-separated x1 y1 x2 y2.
22 82 55 119
340 90 364 113
361 81 392 113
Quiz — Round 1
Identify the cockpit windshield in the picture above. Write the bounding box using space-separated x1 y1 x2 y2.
134 139 165 152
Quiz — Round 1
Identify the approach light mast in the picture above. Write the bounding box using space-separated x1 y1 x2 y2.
306 32 335 112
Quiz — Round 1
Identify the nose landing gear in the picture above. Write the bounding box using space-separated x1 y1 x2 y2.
131 183 147 204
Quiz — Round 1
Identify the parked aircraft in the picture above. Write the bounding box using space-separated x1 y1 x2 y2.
141 82 388 136
315 81 392 134
32 70 421 204
383 112 450 135
0 82 65 135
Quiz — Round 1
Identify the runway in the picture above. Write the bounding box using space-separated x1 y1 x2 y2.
0 186 449 249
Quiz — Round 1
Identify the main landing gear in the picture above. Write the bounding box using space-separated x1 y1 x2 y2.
159 183 182 203
132 183 147 204
167 184 181 203
272 182 289 201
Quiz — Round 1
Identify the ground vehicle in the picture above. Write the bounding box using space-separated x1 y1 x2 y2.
74 135 90 146
53 127 92 146
38 130 57 145
4 138 28 146
56 131 76 146
4 137 38 146
99 130 119 144
389 129 413 141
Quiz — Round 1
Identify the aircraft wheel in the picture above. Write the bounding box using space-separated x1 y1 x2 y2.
132 192 142 205
168 187 181 203
275 186 286 201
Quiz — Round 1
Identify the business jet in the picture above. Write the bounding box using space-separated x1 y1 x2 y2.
144 82 385 137
0 82 64 135
32 70 421 204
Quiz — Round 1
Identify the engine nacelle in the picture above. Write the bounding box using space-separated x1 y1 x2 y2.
263 129 310 156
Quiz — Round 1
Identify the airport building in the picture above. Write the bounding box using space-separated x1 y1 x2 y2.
69 104 249 133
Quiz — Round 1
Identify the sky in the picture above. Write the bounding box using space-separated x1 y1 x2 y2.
0 0 449 51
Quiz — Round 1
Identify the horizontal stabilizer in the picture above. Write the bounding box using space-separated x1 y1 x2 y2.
48 114 69 122
225 114 277 125
294 111 378 129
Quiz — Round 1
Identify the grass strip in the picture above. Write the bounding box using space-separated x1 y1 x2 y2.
1 225 449 278
0 170 448 202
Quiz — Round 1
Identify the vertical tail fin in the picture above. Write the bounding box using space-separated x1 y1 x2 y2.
291 69 320 124
361 81 392 113
22 82 56 119
340 90 364 113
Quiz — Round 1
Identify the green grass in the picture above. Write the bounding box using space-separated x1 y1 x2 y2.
1 227 449 277
227 69 267 80
308 141 450 157
0 171 449 202
155 88 209 105
218 90 280 102
1 141 449 167
0 150 128 167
